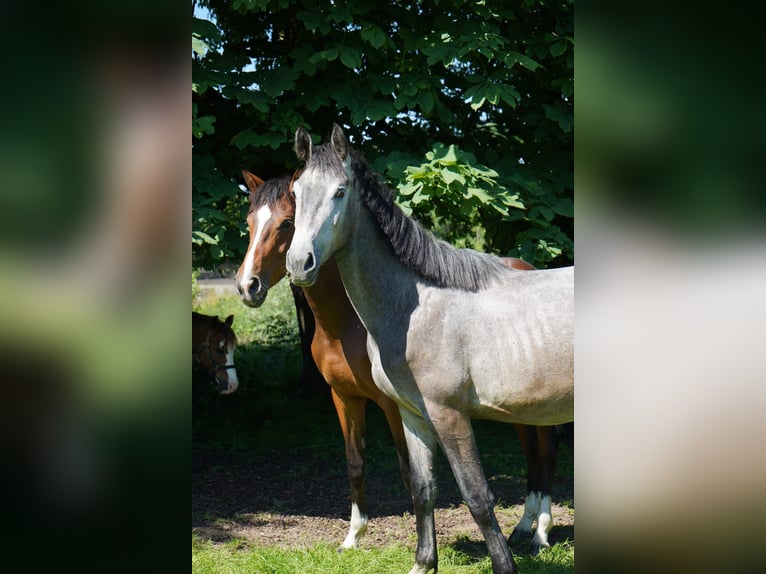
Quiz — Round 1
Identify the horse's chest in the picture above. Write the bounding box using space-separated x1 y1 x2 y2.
365 338 419 409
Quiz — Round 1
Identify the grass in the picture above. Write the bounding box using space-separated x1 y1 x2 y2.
192 534 573 574
192 277 574 573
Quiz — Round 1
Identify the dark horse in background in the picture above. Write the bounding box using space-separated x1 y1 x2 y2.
236 169 571 554
192 311 239 395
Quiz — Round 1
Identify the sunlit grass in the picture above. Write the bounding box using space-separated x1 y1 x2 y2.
192 533 574 574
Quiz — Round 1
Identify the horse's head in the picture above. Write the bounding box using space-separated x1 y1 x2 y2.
287 124 355 286
193 313 239 394
236 171 296 307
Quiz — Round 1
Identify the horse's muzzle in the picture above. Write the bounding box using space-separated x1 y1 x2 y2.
286 250 318 286
216 368 238 394
237 276 268 307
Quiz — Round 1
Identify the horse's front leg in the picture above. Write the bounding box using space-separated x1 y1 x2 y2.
376 394 412 494
400 409 439 574
330 389 369 551
429 403 517 574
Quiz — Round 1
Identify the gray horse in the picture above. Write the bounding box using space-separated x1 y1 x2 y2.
286 124 573 574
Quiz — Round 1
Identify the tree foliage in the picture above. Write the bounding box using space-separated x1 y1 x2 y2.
193 0 572 269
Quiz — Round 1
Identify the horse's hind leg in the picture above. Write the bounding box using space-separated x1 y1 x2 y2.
399 409 439 574
509 425 559 554
509 424 540 543
331 389 369 551
530 425 558 554
429 404 517 574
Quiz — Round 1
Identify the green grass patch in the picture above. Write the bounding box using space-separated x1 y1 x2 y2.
192 534 573 574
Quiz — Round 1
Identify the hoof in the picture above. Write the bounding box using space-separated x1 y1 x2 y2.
529 540 550 556
509 527 531 543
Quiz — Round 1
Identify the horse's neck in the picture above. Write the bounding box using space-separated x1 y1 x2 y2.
302 256 362 337
334 207 420 337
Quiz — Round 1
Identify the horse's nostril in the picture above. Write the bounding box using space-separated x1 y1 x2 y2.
303 253 315 272
247 276 261 295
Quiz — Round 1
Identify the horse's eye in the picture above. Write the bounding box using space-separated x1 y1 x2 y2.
334 185 346 199
279 219 293 230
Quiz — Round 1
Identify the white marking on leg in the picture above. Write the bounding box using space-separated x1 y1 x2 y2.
340 502 368 550
222 343 238 394
515 490 539 535
532 493 552 549
239 205 271 293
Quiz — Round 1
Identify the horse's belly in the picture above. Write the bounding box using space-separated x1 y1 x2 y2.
468 346 574 425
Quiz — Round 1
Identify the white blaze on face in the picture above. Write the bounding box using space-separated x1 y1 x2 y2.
239 205 272 293
222 340 238 394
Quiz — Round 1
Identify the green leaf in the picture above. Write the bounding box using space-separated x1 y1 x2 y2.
510 53 542 71
192 18 221 43
470 97 486 111
550 40 568 57
539 205 555 221
419 91 434 114
441 168 465 185
398 181 422 196
466 187 491 202
552 199 574 217
193 115 216 139
543 103 573 133
309 48 339 63
499 84 520 108
362 25 388 49
193 230 218 245
339 47 362 69
296 10 322 31
436 144 458 164
192 36 209 57
400 79 418 97
260 69 298 97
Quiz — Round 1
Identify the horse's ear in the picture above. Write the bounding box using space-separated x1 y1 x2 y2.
330 123 348 161
294 127 312 162
242 169 265 192
224 314 234 327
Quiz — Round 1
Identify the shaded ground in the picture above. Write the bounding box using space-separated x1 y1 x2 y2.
192 439 574 553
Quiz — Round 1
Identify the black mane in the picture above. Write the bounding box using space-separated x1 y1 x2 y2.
325 146 506 291
248 175 291 213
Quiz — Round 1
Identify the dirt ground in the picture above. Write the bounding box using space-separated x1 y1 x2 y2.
192 446 574 552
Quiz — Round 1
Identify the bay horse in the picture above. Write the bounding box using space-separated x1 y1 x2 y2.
192 311 239 394
286 125 574 574
236 169 567 554
235 171 412 550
